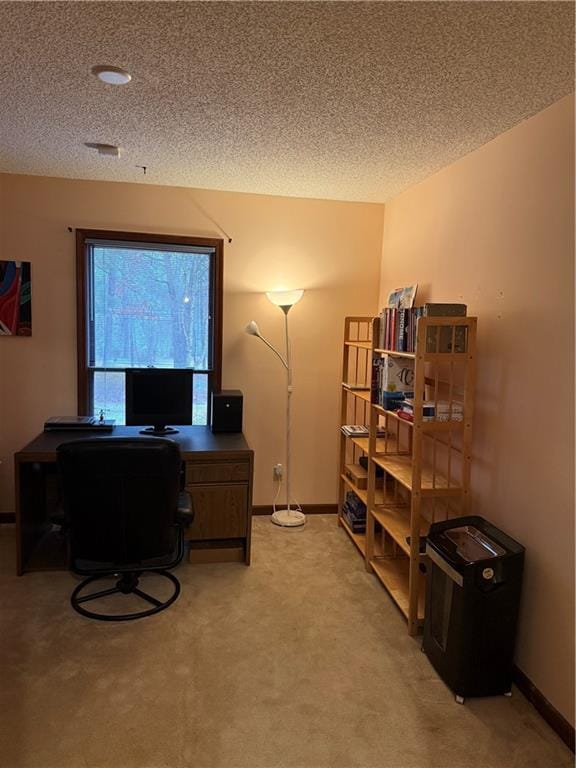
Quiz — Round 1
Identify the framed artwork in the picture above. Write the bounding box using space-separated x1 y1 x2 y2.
0 260 32 336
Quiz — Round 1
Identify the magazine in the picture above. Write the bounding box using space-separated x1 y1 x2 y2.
387 284 418 309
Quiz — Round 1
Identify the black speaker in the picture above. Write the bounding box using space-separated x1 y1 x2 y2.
211 390 243 433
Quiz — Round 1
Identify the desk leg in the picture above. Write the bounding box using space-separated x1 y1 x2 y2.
15 460 53 575
245 456 254 565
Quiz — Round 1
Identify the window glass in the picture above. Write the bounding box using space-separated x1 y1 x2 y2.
81 240 219 425
92 247 210 369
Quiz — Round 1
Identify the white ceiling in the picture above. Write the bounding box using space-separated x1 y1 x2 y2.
0 1 573 203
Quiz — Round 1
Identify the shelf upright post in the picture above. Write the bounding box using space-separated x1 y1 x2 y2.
338 318 353 527
365 316 380 572
461 317 477 515
407 315 427 635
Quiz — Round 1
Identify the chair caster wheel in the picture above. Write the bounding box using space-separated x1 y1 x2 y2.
455 695 465 705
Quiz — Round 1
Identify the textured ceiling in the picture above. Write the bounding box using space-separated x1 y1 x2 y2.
0 1 573 203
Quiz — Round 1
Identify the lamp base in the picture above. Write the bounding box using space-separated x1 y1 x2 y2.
271 508 306 527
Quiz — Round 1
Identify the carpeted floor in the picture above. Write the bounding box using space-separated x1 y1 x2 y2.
0 515 572 768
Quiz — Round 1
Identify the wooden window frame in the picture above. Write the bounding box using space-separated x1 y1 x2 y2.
75 229 223 418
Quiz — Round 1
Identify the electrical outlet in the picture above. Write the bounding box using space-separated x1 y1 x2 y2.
273 463 283 481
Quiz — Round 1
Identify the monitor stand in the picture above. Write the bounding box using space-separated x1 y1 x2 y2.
139 426 179 435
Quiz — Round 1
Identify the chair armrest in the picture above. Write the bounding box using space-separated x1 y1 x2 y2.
177 491 194 526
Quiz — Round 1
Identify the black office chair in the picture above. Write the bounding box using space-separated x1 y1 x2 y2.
57 437 193 621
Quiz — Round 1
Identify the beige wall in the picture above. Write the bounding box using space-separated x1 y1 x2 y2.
0 174 384 511
378 95 575 725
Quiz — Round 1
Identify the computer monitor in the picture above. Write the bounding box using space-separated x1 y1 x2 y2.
125 369 193 435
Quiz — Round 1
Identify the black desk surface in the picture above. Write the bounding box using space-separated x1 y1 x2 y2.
16 425 252 460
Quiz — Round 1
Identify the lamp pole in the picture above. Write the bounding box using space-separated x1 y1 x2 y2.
245 289 305 527
281 304 292 517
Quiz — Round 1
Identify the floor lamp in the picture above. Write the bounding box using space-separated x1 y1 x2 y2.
246 289 305 527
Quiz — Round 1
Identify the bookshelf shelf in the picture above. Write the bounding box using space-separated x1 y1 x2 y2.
341 473 402 508
370 505 429 556
369 556 425 622
345 341 372 350
372 404 466 433
371 454 462 495
349 436 387 453
374 348 416 359
339 312 477 637
342 386 371 403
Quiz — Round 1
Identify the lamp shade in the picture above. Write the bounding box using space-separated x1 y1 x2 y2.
266 289 304 308
245 320 261 336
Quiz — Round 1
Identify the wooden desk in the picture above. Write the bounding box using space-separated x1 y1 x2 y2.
14 426 254 575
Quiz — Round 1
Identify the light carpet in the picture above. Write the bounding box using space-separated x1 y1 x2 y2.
0 516 572 768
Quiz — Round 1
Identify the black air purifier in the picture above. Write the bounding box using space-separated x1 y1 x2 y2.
423 515 524 702
211 390 243 433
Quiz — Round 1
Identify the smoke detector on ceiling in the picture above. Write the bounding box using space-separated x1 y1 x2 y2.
91 65 132 85
84 142 122 157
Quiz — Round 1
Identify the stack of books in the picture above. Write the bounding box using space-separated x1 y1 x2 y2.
377 303 467 353
378 306 425 352
342 491 367 533
341 424 369 437
397 399 464 423
341 425 387 438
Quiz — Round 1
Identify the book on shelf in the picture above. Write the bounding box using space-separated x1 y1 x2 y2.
384 356 414 392
380 391 410 410
387 285 418 310
341 424 369 436
378 306 424 352
399 399 464 422
378 302 469 353
344 463 368 489
342 491 367 532
341 424 387 437
423 303 466 317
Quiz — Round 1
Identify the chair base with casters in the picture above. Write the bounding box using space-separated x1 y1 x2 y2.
68 490 193 621
71 570 181 622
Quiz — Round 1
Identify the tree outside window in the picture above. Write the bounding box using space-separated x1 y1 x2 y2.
76 231 223 425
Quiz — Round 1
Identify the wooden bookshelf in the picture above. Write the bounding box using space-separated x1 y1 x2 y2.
339 313 477 635
367 314 477 635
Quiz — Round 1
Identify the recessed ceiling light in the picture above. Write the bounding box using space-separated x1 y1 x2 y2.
92 65 131 85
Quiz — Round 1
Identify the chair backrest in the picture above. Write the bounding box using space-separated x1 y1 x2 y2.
57 437 182 567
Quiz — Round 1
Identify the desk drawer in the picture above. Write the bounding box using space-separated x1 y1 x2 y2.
185 484 248 540
186 461 249 484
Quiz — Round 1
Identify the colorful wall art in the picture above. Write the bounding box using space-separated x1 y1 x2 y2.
0 261 32 336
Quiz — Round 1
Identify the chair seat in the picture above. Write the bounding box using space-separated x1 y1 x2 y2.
74 535 183 575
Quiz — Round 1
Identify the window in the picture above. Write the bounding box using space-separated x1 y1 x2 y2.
76 230 223 424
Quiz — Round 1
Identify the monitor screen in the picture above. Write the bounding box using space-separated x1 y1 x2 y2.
125 369 193 434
